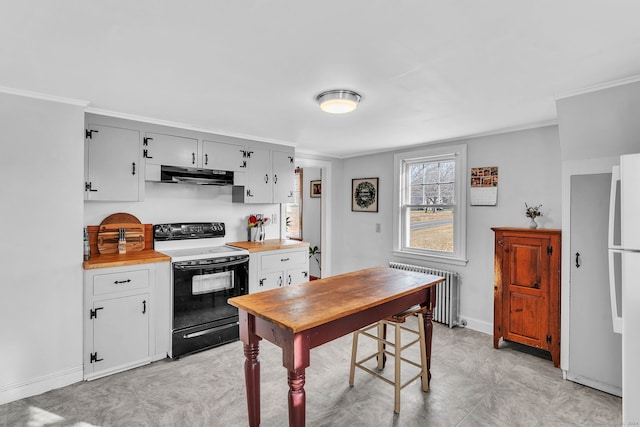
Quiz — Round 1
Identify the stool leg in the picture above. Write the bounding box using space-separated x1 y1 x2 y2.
417 313 429 392
377 322 385 370
393 322 402 414
349 331 359 386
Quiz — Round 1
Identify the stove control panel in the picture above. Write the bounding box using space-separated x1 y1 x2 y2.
154 222 226 241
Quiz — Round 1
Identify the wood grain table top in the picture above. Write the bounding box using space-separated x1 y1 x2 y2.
226 239 309 252
228 266 444 333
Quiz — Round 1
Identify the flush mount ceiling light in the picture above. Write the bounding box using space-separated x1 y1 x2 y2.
316 89 362 114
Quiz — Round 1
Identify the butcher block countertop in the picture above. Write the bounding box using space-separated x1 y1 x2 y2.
226 239 309 253
82 250 170 270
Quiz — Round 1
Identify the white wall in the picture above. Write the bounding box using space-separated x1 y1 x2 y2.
336 125 562 333
0 92 85 404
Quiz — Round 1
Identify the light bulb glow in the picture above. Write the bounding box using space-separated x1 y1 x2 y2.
316 90 361 114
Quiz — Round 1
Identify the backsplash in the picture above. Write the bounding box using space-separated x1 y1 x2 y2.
83 182 280 243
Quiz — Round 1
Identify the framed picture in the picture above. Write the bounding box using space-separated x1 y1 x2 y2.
310 180 322 198
352 177 379 212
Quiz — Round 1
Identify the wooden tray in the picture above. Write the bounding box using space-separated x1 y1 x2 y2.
96 213 146 254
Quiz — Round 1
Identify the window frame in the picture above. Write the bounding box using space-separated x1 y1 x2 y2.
393 144 468 266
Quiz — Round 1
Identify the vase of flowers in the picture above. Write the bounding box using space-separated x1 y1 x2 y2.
525 203 542 228
247 214 268 241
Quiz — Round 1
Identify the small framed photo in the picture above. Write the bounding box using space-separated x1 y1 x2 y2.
352 177 379 212
310 180 322 198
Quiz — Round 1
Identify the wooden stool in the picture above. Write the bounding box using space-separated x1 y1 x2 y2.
348 305 429 414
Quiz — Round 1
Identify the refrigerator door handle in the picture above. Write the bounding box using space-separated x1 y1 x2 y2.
608 249 623 334
609 166 621 249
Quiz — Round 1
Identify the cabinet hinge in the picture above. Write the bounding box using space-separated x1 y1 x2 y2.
547 246 553 255
288 156 294 164
90 307 103 319
143 136 152 146
85 129 98 139
90 352 103 363
546 334 552 344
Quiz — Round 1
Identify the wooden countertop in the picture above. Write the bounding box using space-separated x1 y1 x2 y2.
82 250 170 270
226 239 309 253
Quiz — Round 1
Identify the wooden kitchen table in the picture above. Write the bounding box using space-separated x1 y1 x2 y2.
228 266 444 427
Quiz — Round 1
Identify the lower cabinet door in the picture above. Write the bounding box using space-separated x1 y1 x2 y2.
91 294 149 375
258 271 283 292
287 268 309 286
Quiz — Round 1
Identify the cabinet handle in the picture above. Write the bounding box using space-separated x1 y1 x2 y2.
264 174 269 184
288 275 292 285
132 162 136 175
142 300 146 314
205 153 208 165
278 276 283 287
575 252 581 268
114 279 131 284
281 258 290 262
274 174 278 184
192 152 196 164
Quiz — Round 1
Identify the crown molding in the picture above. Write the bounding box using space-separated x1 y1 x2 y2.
555 75 640 100
0 86 89 107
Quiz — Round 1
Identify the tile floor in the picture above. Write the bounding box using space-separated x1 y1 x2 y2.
0 321 621 426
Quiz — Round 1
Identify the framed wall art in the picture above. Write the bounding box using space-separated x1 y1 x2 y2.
352 177 379 212
310 180 322 198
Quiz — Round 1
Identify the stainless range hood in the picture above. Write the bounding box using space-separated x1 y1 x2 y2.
146 165 234 185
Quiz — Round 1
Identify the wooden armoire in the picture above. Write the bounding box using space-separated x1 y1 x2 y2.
492 227 561 367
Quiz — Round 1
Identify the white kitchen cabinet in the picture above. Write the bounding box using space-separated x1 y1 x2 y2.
233 146 296 204
85 123 141 201
83 262 170 380
249 246 309 293
143 132 198 168
202 140 246 171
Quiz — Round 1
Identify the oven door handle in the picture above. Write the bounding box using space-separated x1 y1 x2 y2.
174 257 248 270
183 323 239 339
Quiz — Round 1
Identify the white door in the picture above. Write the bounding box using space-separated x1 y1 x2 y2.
93 294 149 373
85 124 140 201
568 173 622 395
144 132 198 167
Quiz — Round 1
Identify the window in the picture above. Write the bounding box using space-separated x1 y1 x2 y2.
394 144 467 265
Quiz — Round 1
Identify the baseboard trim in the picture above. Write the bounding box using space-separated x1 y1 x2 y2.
0 366 83 405
460 315 492 335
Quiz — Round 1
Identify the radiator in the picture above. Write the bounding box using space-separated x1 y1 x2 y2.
389 262 459 328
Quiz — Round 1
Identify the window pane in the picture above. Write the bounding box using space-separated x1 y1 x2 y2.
440 161 455 182
409 164 424 184
440 183 455 204
408 207 454 253
424 163 439 183
410 185 424 205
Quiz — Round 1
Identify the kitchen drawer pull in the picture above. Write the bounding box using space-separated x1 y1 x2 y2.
192 152 196 164
142 300 146 314
204 153 208 165
114 279 131 284
281 258 290 262
288 275 292 285
264 174 269 183
132 162 136 175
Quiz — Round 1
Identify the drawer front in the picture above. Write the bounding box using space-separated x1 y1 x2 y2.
93 269 149 296
261 249 307 271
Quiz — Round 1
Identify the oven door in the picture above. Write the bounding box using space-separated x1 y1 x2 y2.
172 255 248 358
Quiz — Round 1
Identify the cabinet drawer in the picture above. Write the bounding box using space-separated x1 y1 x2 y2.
93 269 149 296
261 250 307 271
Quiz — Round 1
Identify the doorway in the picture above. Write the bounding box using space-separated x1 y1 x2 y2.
281 157 332 278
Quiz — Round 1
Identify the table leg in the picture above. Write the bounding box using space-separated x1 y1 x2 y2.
423 287 436 385
244 342 261 427
287 370 306 426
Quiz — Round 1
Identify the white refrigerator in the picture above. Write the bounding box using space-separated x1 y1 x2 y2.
609 153 640 425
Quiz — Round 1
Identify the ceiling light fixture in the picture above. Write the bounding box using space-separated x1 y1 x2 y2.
316 89 362 114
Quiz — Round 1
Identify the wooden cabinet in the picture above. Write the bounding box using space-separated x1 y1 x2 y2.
85 123 141 201
492 227 561 367
249 247 309 293
83 262 170 380
233 146 296 204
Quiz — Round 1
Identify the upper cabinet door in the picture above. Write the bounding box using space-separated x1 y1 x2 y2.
143 132 198 168
202 140 246 171
245 146 272 204
85 124 141 201
272 150 295 203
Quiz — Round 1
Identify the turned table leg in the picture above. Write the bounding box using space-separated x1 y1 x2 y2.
244 342 261 427
287 369 306 426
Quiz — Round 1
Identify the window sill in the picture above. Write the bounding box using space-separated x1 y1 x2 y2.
392 250 468 267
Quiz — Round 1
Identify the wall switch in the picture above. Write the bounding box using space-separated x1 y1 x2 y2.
375 223 381 233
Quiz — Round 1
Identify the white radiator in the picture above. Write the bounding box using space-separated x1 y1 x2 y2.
389 262 459 328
